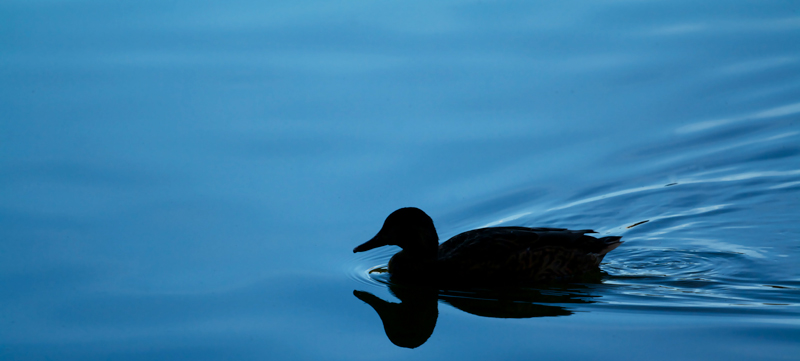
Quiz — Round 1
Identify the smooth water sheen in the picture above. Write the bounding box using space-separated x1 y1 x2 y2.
2 0 799 359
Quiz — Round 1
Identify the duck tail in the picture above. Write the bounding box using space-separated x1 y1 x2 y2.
596 236 623 261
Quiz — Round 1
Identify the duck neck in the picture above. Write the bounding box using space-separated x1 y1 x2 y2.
403 233 439 261
400 245 438 261
388 234 439 278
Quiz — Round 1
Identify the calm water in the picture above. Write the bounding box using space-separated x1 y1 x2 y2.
2 0 799 359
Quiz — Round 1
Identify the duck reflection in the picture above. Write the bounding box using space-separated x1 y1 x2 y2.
354 279 597 348
353 285 438 349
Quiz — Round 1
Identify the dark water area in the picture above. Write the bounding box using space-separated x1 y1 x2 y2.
2 0 799 359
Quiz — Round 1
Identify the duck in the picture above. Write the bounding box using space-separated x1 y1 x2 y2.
353 207 623 285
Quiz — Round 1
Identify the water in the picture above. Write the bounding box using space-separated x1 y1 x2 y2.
2 0 799 359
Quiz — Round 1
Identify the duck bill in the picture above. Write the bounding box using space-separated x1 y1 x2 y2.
353 232 389 253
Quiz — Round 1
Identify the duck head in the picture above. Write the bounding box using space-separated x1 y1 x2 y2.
353 207 439 256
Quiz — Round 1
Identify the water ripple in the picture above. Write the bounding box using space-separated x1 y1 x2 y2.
348 245 395 287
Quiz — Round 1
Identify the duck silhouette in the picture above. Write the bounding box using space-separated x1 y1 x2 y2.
354 207 623 285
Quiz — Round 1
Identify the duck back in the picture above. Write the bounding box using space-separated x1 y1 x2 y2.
435 227 622 284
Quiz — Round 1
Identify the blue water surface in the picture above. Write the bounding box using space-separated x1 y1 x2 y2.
1 0 799 360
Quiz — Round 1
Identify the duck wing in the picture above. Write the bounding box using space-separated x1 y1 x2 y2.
437 227 622 283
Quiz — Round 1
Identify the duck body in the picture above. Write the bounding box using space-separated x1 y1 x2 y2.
354 208 623 285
